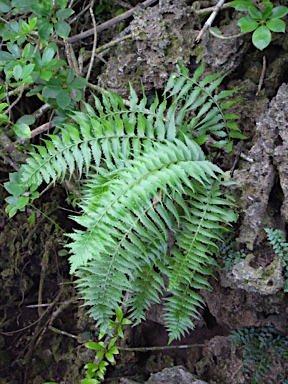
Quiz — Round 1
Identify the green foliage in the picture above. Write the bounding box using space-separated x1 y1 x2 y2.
265 227 288 291
218 235 246 271
83 308 131 383
0 0 87 140
4 63 240 342
229 325 288 383
0 0 74 42
230 0 288 50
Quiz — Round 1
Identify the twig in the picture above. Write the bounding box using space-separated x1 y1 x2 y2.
209 28 246 40
5 85 25 118
32 103 50 119
85 7 97 82
67 0 158 43
3 121 55 153
96 34 132 54
113 0 133 9
195 0 226 42
69 2 91 23
64 40 81 77
192 1 232 14
118 343 205 352
256 55 266 96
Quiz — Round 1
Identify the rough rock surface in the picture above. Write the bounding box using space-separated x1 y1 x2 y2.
98 0 201 96
234 83 288 249
221 253 284 295
120 365 208 384
202 18 249 72
201 278 288 331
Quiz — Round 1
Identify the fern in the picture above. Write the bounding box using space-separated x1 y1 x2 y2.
265 228 288 291
229 326 288 382
5 63 241 341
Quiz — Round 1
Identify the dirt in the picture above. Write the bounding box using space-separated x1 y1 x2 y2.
1 0 288 383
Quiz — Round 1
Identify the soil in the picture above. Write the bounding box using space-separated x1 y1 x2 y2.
1 1 288 383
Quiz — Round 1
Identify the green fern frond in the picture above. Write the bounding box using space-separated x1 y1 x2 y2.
70 138 236 339
165 61 245 150
5 62 241 342
67 138 215 271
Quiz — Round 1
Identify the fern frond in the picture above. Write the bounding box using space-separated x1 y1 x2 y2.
69 139 227 330
20 88 179 188
5 62 241 343
165 61 244 150
163 180 236 341
67 138 215 270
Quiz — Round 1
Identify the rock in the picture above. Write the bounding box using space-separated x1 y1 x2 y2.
234 83 288 249
120 366 209 384
221 253 284 295
203 18 249 72
195 336 246 384
98 0 201 97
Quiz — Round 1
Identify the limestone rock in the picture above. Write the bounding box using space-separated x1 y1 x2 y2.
221 253 284 295
234 83 288 249
98 0 201 97
120 366 208 384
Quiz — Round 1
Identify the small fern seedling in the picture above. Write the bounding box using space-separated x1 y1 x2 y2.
265 227 288 291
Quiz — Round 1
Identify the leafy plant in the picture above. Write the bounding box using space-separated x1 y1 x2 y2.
0 0 74 43
4 62 240 342
230 0 288 50
229 325 288 383
218 235 247 271
82 307 131 384
0 0 87 141
265 227 288 291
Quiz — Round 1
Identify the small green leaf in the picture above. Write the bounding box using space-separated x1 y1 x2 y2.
252 26 271 50
38 21 53 42
229 0 253 11
81 379 99 384
248 5 262 19
0 51 14 64
54 20 71 39
56 0 68 9
108 337 117 350
14 122 31 138
42 45 56 66
271 5 288 19
42 86 61 99
17 115 35 125
58 249 69 256
29 17 37 30
84 363 98 370
266 18 286 33
15 195 30 210
7 43 20 57
117 325 124 338
96 351 105 359
70 77 87 89
56 89 71 109
56 8 74 19
105 352 116 363
40 69 53 81
85 341 105 351
262 4 273 19
121 318 132 325
115 307 123 322
22 63 35 79
13 64 23 81
0 0 11 12
238 16 259 32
